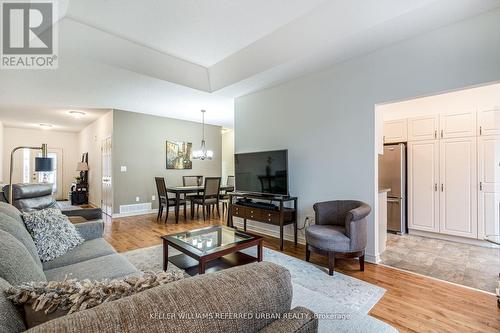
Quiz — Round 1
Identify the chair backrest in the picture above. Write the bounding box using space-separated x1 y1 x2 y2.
154 177 167 199
183 176 203 186
203 177 221 198
226 175 235 187
2 184 56 212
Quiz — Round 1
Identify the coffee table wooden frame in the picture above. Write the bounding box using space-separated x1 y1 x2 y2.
162 226 263 276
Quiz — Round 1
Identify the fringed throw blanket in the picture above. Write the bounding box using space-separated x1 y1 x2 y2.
6 271 185 328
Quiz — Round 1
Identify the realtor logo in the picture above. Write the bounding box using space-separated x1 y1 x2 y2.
1 0 58 69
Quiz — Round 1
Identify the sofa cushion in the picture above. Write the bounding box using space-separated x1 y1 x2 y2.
0 201 24 224
0 212 42 269
0 277 26 333
22 208 84 262
42 238 116 270
0 230 47 286
305 224 350 252
44 254 139 281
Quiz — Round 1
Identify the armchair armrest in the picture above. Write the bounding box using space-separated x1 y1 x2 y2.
74 220 104 241
345 203 371 251
62 208 102 221
258 306 318 333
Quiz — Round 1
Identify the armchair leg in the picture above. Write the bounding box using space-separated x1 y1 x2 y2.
359 254 365 272
305 244 310 262
328 252 335 276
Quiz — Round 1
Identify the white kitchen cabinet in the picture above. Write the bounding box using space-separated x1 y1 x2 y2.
439 111 476 138
407 115 438 141
439 137 477 238
478 135 500 239
408 140 440 232
383 119 407 143
478 107 500 136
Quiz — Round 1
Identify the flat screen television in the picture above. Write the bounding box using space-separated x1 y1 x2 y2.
234 150 288 196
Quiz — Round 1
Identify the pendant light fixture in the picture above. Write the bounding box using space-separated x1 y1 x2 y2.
192 110 213 160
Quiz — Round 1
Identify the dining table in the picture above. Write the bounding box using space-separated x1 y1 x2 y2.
166 185 234 223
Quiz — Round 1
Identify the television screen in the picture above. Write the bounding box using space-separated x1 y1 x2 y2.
234 150 288 195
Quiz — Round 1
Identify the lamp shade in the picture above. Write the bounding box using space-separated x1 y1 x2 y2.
35 157 54 172
76 162 89 171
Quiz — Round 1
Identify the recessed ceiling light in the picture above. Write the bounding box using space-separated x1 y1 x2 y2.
69 110 86 118
39 123 53 129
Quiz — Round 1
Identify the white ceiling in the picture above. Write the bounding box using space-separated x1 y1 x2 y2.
1 0 500 130
0 107 110 132
66 0 327 67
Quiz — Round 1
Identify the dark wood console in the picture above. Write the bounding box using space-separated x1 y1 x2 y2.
227 193 298 251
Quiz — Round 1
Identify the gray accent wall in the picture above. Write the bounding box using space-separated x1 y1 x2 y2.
112 110 222 214
234 9 500 262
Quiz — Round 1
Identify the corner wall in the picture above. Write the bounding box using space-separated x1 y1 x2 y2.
222 129 235 181
234 9 500 262
78 110 113 207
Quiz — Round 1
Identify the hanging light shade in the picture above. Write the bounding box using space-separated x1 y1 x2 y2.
192 110 213 160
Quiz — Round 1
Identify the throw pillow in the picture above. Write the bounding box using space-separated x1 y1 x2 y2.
6 271 185 328
22 208 84 262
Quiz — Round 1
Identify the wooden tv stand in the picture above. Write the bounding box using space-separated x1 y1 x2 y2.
227 193 298 251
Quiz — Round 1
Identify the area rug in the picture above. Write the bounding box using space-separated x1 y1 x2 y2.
123 245 397 333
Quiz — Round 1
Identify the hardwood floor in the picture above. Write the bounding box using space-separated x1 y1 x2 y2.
103 213 500 333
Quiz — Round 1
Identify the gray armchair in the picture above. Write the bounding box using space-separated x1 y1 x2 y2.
305 200 371 275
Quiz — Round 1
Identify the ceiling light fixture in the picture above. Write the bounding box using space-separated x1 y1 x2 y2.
192 110 213 160
69 110 86 118
39 123 53 129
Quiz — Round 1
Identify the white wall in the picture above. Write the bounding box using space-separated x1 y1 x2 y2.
234 9 500 262
222 129 235 182
2 127 80 197
78 111 113 207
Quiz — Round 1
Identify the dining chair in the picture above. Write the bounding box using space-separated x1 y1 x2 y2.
190 177 221 220
154 177 187 223
182 175 203 202
182 176 203 186
220 175 235 216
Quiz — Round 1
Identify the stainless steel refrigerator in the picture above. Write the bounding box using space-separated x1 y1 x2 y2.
378 143 406 234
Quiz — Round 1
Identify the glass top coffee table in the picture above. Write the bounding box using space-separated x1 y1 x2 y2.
162 226 263 276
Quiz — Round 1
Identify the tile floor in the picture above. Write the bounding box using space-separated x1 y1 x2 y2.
380 233 500 293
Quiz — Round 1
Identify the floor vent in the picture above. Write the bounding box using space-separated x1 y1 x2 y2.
119 202 152 214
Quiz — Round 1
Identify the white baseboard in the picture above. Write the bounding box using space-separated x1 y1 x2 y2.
112 205 194 218
112 209 157 218
409 229 499 248
364 254 381 264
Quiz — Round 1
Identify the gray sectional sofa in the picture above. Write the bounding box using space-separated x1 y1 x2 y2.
0 201 318 333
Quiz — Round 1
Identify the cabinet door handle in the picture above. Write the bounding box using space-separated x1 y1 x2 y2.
440 130 444 138
434 130 437 139
479 126 482 136
441 184 444 192
434 183 438 192
479 182 483 191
